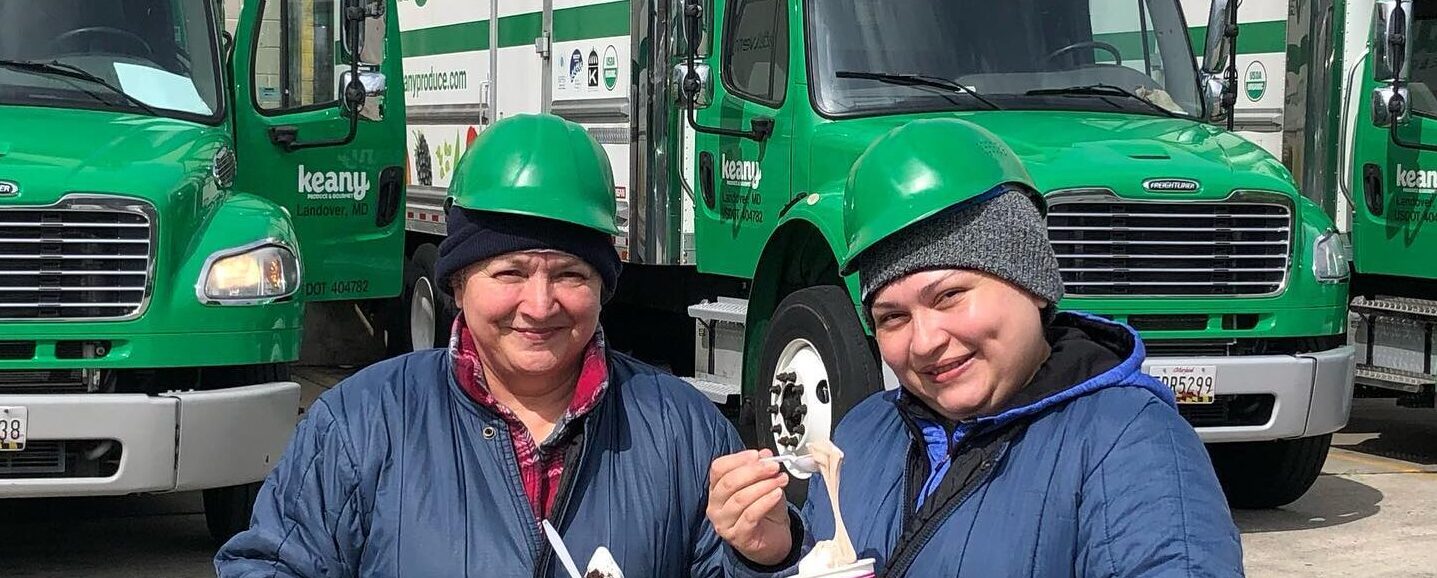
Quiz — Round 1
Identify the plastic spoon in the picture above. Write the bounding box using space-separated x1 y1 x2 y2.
541 519 583 578
761 453 820 475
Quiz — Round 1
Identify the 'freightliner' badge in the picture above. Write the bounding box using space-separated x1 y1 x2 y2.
0 181 17 197
1142 178 1200 192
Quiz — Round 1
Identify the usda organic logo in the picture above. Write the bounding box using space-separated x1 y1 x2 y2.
1244 61 1267 102
603 45 618 91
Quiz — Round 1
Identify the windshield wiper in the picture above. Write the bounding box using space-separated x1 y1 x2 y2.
0 59 159 116
836 71 1001 111
1024 83 1181 118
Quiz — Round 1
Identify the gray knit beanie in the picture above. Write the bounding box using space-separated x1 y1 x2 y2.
855 188 1065 315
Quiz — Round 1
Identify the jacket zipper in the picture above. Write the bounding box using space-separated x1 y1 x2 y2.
532 401 601 577
880 439 1012 578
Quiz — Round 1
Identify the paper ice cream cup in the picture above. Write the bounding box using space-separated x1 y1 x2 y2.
795 558 876 578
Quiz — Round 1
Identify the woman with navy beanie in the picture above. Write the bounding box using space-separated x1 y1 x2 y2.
216 114 801 577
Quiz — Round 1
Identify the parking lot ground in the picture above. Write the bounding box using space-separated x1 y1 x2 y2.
1238 399 1437 578
1 375 1435 577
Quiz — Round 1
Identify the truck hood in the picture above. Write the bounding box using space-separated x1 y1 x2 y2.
0 104 227 208
809 110 1298 200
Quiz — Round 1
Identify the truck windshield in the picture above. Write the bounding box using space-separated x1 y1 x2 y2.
808 0 1202 118
0 0 223 122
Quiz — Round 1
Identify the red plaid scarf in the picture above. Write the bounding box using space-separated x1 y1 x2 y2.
450 316 609 522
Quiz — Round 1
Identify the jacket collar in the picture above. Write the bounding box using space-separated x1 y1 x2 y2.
449 315 611 447
896 311 1174 454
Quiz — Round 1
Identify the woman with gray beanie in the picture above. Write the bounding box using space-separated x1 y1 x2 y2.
708 118 1243 576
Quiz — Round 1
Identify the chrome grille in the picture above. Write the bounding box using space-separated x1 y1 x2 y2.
0 196 155 319
1047 191 1292 296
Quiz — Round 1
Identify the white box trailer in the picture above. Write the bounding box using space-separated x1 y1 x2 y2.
1187 0 1437 408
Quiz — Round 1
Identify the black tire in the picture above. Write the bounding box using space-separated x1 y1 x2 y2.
401 243 456 351
199 363 290 546
1207 433 1332 509
204 481 264 546
753 286 882 503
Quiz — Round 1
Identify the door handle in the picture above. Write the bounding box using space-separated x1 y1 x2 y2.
376 166 402 227
699 151 715 210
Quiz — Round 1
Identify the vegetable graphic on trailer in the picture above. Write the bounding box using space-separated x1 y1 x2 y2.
414 132 433 186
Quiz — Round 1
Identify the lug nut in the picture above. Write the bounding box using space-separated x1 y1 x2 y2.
792 424 805 435
770 383 782 394
767 406 779 415
771 424 782 434
796 405 807 418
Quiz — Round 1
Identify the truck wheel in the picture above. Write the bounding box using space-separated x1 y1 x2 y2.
404 243 456 351
199 363 290 546
754 286 881 501
203 481 263 546
1207 433 1332 509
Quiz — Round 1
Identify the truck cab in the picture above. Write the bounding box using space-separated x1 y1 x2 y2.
0 0 404 543
679 0 1353 509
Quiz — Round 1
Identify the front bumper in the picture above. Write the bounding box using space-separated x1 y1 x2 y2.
0 381 299 498
1143 345 1355 443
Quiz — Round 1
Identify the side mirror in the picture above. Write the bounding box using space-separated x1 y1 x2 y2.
1201 72 1228 122
1373 0 1411 82
1372 86 1410 127
340 70 387 98
1372 0 1413 127
675 0 711 59
1202 0 1233 74
674 63 713 108
360 4 387 66
221 30 234 61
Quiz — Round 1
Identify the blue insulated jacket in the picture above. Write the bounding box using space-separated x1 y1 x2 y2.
214 348 784 577
784 313 1244 577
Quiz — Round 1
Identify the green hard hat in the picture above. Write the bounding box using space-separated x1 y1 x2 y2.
447 113 619 236
840 118 1038 274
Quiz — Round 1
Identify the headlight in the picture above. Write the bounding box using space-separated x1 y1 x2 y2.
1312 230 1351 283
199 243 300 304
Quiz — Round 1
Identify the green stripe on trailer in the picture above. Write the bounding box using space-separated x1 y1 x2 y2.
401 1 630 58
400 4 1281 60
1094 20 1288 62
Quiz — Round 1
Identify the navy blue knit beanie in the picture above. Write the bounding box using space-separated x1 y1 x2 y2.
436 206 623 300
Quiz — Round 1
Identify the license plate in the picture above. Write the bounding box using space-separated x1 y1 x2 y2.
0 406 27 451
1150 366 1217 404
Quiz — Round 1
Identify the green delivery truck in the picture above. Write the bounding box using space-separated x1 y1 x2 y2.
1194 0 1437 409
394 0 1354 506
0 0 407 542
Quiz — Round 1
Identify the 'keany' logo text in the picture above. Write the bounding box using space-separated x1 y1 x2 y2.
299 165 369 201
1397 164 1437 193
721 155 762 190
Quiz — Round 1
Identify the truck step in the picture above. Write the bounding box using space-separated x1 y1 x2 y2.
687 297 748 325
1351 296 1437 320
683 376 741 404
1355 364 1436 394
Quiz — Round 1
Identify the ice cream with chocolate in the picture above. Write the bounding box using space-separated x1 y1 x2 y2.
584 546 623 578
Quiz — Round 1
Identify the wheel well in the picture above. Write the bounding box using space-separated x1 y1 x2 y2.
742 220 851 397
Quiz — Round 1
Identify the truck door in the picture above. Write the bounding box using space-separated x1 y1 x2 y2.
1352 2 1437 281
688 0 794 277
231 0 407 301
